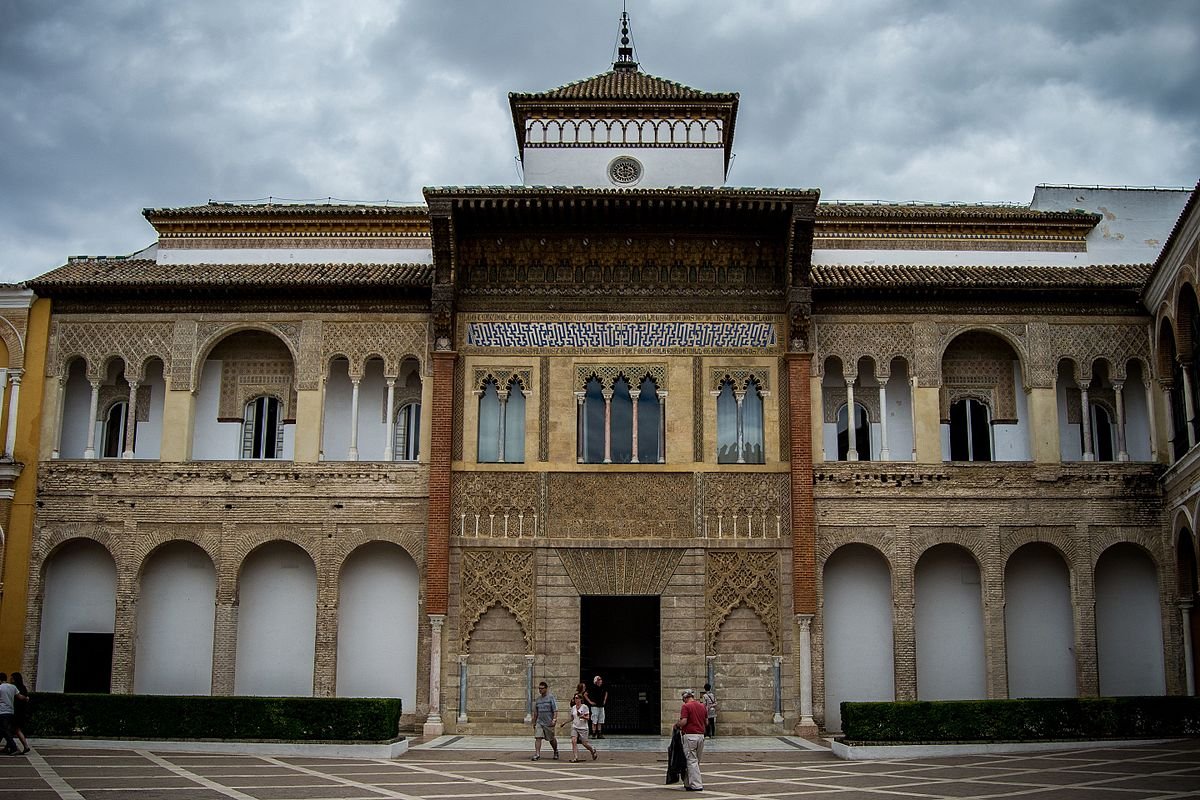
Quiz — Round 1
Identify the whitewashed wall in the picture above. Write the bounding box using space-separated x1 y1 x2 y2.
234 542 317 696
823 544 895 732
523 147 725 188
1095 544 1166 696
336 543 419 702
1005 544 1076 697
59 360 92 458
134 541 217 695
37 539 117 692
192 360 295 461
134 361 166 460
915 544 986 699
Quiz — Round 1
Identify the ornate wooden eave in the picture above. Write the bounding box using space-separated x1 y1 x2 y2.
423 187 818 316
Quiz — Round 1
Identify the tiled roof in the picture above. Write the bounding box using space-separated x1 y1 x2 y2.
1151 179 1200 272
28 259 433 292
144 203 429 221
510 69 736 102
817 203 1100 224
813 263 1152 290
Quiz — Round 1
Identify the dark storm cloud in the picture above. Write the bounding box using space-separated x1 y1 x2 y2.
1 0 1197 281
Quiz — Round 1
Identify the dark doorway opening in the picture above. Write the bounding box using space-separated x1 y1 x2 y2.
580 595 659 735
64 632 113 693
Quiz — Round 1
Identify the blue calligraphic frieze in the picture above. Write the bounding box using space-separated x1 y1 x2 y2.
467 321 777 349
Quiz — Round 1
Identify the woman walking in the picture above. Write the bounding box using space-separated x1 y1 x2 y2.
10 673 29 754
559 693 597 762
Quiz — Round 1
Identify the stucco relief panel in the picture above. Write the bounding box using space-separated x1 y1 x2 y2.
459 548 535 652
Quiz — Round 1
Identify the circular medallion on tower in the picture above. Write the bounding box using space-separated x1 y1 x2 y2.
608 155 643 186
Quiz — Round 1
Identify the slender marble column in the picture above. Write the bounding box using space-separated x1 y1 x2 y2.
772 655 784 723
629 388 640 463
83 379 101 459
1163 383 1178 461
909 376 919 461
497 388 508 463
1080 386 1094 461
383 378 396 461
878 382 890 460
796 614 815 728
1114 382 1129 462
122 380 139 458
1182 600 1196 697
845 382 858 461
4 371 20 458
424 614 446 737
706 655 715 692
347 377 361 461
602 388 613 464
524 655 535 723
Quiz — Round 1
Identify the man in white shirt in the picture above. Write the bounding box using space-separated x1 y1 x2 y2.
0 673 25 756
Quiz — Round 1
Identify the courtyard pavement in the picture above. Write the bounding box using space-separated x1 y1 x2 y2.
2 736 1198 800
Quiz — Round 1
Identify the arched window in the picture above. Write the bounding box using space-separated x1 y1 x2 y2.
101 402 127 459
716 378 766 464
609 377 633 463
394 402 420 462
950 398 991 461
836 403 870 461
636 376 662 463
1089 404 1116 462
477 378 526 464
242 396 282 459
582 377 605 463
1172 358 1189 460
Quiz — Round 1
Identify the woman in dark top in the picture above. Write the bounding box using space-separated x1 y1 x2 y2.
11 673 29 754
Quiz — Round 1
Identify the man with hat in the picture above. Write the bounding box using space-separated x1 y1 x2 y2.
673 688 707 791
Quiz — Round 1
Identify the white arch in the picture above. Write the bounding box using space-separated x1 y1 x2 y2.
1004 543 1076 697
37 539 117 692
915 544 986 699
1096 544 1166 696
234 541 317 696
134 541 217 695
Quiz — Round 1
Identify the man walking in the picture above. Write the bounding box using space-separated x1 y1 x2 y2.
586 675 608 739
674 689 706 791
0 674 25 756
531 681 559 761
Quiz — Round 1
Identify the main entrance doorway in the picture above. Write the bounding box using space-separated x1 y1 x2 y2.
580 595 660 734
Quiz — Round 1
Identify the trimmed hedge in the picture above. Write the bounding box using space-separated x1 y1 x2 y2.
841 697 1200 743
28 693 402 742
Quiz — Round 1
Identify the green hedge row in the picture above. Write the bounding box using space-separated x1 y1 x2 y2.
842 697 1200 743
28 693 402 742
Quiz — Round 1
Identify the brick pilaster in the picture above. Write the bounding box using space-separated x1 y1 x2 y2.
427 350 457 616
788 352 816 614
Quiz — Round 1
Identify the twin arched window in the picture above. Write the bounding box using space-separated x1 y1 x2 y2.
716 379 764 464
477 379 525 463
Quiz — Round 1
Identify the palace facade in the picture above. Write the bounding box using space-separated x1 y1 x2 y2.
3 37 1199 736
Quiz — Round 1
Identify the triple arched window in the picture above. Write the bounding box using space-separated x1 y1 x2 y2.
477 378 526 463
716 378 765 464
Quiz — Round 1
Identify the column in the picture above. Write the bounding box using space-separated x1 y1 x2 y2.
457 655 468 723
525 655 535 724
1182 601 1196 697
3 371 20 459
109 572 138 694
1145 379 1160 462
1114 382 1129 462
657 389 667 463
844 381 858 461
735 389 746 463
1162 382 1178 462
1080 386 1094 461
211 599 238 695
497 387 509 463
909 377 920 461
0 369 8 457
1027 385 1061 464
424 614 446 737
795 614 816 729
383 378 396 460
51 377 65 459
121 380 138 459
602 387 613 464
706 655 715 692
347 377 361 461
83 379 101 459
877 381 890 460
576 392 586 463
629 388 640 463
1181 362 1198 448
772 655 784 724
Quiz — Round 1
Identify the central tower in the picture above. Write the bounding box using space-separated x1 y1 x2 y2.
509 11 739 188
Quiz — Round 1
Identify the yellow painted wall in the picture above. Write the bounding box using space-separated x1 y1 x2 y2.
0 297 50 669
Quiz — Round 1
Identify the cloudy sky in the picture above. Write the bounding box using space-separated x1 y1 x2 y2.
2 0 1197 282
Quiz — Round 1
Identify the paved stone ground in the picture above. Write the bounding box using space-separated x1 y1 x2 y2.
2 738 1198 800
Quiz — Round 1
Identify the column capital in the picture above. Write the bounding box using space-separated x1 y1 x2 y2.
794 613 814 631
428 613 446 630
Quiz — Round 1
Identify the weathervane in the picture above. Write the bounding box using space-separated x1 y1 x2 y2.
613 1 639 72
